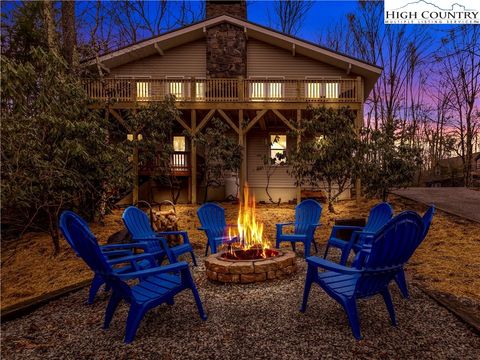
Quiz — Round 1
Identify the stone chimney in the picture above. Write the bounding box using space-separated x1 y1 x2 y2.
205 1 247 78
206 0 247 19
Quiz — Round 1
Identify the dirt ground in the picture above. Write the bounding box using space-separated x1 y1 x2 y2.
2 195 480 310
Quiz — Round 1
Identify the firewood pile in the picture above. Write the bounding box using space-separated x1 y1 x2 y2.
151 201 181 247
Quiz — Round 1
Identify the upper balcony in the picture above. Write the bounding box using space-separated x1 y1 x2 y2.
84 77 363 105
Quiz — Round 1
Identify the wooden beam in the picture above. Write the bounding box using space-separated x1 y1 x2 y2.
259 116 267 130
238 109 246 201
92 102 362 111
99 62 110 74
272 109 296 131
175 115 192 133
154 43 164 56
245 109 268 133
217 109 239 133
190 110 197 204
292 43 296 56
109 109 132 132
347 63 352 75
196 109 215 132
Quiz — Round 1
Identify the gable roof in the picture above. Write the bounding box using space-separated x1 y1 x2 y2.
85 15 382 99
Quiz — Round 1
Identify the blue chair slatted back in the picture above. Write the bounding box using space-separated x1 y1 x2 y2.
363 202 394 233
123 206 163 253
421 205 435 240
354 211 424 298
197 203 228 239
294 199 323 235
59 210 91 256
60 211 133 298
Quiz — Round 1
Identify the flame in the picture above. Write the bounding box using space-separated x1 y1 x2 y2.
227 185 271 258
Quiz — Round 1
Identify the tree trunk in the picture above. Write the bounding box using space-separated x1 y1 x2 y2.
43 0 58 54
61 1 77 69
47 210 61 255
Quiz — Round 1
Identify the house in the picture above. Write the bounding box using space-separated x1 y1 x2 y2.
84 0 382 204
424 152 480 187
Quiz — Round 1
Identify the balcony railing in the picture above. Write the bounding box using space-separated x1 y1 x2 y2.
140 151 190 176
84 77 362 103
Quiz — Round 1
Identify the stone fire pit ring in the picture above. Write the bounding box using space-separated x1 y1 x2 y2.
205 250 297 283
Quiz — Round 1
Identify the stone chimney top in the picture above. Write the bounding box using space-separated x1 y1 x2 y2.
206 0 247 19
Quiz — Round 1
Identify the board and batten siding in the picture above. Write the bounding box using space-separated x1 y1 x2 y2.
247 38 355 79
109 40 206 78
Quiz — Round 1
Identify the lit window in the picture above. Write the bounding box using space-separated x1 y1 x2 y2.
325 82 339 98
250 82 265 100
270 134 287 164
172 136 187 167
305 80 339 99
173 136 186 152
168 81 184 99
269 82 283 99
196 81 205 100
136 81 151 100
306 82 322 98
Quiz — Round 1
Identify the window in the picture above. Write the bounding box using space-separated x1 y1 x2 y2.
172 136 187 168
136 81 151 100
250 81 265 100
173 136 186 152
168 81 185 99
195 79 205 100
270 134 287 164
249 77 284 100
305 78 340 99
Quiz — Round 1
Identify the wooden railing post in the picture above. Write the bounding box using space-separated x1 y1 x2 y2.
296 80 302 101
238 76 244 101
190 76 196 101
356 76 363 102
131 80 137 102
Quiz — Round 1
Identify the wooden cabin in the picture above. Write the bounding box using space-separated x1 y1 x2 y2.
84 1 382 204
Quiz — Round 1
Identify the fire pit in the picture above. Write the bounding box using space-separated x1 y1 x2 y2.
205 186 297 283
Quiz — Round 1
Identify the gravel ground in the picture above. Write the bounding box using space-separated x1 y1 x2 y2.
2 251 480 360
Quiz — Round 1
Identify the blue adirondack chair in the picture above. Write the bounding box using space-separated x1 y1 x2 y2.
60 210 207 343
122 206 197 266
301 211 424 339
275 199 323 258
323 202 394 265
59 210 153 304
394 205 435 298
197 202 239 255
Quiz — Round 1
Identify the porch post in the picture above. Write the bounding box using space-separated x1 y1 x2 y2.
238 109 246 201
190 110 197 204
296 109 302 204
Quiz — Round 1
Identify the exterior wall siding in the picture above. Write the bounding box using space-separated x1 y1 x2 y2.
110 40 206 78
247 38 355 79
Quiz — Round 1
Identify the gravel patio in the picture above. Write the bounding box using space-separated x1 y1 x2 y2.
2 254 479 360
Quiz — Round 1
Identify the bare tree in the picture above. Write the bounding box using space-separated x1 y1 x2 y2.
435 25 480 187
269 0 313 35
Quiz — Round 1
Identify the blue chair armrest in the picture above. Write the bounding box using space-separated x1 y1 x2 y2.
155 231 191 245
276 222 295 227
306 256 362 274
198 227 206 231
107 253 156 266
101 249 133 258
100 243 150 251
117 261 189 280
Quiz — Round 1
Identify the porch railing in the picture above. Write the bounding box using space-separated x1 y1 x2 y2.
84 77 362 103
140 151 190 176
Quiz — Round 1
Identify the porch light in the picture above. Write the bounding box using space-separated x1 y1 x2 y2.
127 133 143 141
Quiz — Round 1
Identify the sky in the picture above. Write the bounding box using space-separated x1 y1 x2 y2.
247 0 354 42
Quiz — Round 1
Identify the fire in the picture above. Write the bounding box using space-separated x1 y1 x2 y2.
227 185 271 258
